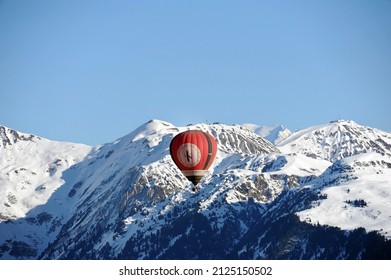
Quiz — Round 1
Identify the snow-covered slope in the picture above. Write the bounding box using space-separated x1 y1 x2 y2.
296 152 391 239
242 124 292 144
1 120 390 260
0 125 92 221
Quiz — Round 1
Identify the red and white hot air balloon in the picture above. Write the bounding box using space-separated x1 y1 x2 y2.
170 130 217 186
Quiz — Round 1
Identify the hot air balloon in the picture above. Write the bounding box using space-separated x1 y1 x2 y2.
170 130 217 187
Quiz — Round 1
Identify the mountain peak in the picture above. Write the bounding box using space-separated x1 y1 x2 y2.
242 123 292 145
0 125 37 148
111 119 177 147
278 120 391 162
132 119 175 137
329 119 357 124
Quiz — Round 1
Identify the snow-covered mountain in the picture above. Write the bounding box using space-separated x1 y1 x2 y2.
1 120 390 260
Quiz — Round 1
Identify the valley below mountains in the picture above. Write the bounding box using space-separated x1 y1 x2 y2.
1 119 390 259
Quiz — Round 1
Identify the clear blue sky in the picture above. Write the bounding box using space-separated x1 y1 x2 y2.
1 0 390 145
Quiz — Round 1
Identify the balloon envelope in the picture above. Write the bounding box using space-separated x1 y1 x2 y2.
170 130 217 185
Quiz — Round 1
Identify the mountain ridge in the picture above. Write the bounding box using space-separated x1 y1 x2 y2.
278 120 391 162
1 119 390 260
